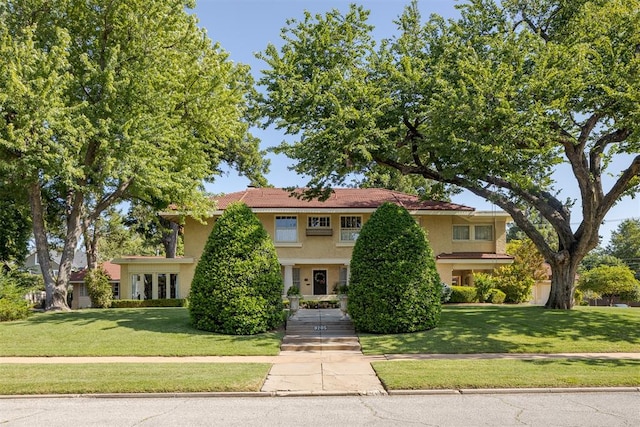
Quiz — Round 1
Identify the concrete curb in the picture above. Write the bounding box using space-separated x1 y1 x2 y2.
2 387 639 399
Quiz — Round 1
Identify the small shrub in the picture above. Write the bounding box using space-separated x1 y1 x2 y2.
85 267 112 308
111 299 186 308
286 285 301 297
486 288 506 304
0 273 31 321
441 283 452 303
494 274 534 303
448 286 478 303
473 273 497 303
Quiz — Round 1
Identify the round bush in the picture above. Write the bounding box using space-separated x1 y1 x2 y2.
486 288 506 304
347 202 441 333
189 202 283 335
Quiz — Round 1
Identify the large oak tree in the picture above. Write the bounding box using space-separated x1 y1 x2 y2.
0 0 267 310
257 0 640 308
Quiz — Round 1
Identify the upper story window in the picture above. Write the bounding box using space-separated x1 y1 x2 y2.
474 225 493 241
453 225 470 240
308 216 331 228
453 224 493 241
275 216 298 242
340 216 362 242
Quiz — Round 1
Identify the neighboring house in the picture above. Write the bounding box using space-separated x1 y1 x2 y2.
69 261 121 309
24 250 87 278
114 187 513 302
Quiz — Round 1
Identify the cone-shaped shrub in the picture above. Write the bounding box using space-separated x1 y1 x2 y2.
347 202 441 333
189 202 283 334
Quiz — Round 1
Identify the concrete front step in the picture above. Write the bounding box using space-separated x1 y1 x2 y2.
280 336 361 351
280 342 362 351
283 336 358 344
283 309 360 351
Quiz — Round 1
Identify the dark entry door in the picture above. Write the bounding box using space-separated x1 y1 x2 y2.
313 270 327 295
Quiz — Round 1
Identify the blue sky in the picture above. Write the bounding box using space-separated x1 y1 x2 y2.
190 0 638 245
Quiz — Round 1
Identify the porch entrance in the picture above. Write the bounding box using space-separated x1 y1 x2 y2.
313 269 327 295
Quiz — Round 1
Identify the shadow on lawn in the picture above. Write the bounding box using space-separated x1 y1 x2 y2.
25 307 282 339
360 305 640 354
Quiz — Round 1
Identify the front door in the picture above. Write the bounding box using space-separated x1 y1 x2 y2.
313 269 327 295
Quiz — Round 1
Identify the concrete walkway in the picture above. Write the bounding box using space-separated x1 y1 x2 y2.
261 309 386 395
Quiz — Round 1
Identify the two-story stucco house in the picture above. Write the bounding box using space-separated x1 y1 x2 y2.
113 187 513 301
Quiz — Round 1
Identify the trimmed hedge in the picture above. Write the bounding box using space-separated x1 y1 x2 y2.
111 299 187 308
348 202 441 333
449 286 478 303
189 202 283 335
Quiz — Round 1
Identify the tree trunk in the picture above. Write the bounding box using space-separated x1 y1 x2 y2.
54 191 86 311
27 182 69 311
545 255 580 309
159 217 179 258
83 226 99 270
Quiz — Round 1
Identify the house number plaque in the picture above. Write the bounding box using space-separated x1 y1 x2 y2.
314 325 327 331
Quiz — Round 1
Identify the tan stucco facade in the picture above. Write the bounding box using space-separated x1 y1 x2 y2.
115 207 511 300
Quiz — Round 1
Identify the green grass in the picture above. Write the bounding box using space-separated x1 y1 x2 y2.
0 363 271 394
372 359 640 390
359 305 640 354
0 308 283 356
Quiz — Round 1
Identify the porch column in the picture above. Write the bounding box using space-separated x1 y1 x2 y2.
283 264 294 296
345 264 351 286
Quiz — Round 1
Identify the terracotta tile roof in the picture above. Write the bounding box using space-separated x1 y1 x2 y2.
211 188 474 211
69 261 121 283
436 252 514 260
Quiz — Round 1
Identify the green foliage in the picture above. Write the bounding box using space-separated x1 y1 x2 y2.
0 0 268 310
473 273 496 303
448 286 479 303
85 268 112 309
257 0 640 309
348 202 441 333
606 219 640 278
0 272 31 321
578 265 640 306
189 203 283 335
580 248 625 272
0 181 31 264
486 289 506 304
286 285 301 297
492 239 543 303
111 299 187 308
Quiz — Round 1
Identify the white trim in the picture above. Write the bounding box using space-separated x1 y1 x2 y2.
436 258 513 265
274 243 303 248
278 258 351 265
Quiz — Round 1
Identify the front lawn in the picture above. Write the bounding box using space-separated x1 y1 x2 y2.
359 305 640 354
0 363 271 394
372 359 640 390
0 308 283 356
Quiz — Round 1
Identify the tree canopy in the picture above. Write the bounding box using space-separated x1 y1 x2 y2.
606 219 640 277
578 265 640 306
0 0 268 309
257 0 640 309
